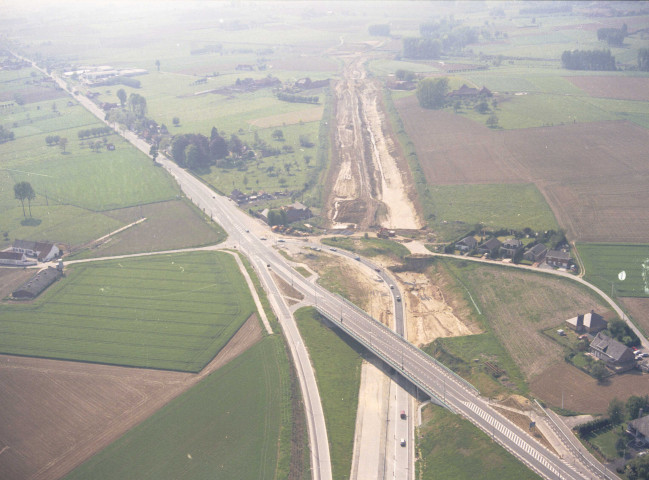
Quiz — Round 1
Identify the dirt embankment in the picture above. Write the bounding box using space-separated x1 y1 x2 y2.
324 53 422 231
397 270 477 346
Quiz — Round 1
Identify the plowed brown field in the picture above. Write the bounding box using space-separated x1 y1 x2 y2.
620 297 649 337
566 76 649 101
0 314 262 480
395 94 649 242
531 364 649 414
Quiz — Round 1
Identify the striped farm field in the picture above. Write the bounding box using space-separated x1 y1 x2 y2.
578 243 649 298
65 337 289 480
0 251 255 372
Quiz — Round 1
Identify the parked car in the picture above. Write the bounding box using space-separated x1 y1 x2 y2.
400 438 406 447
400 410 406 419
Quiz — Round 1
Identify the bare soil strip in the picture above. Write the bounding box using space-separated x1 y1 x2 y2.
0 314 262 480
325 54 421 230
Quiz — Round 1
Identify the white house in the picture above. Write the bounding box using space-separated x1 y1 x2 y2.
12 240 60 262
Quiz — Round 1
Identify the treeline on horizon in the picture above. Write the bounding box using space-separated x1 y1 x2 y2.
561 49 616 71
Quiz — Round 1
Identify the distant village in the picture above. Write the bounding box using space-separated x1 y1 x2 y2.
63 65 148 87
453 233 576 272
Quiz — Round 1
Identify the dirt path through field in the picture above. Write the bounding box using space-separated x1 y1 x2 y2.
326 53 421 230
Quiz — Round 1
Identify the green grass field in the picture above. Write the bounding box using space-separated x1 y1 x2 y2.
295 307 362 480
424 257 613 395
578 243 649 298
426 332 525 398
0 251 254 372
321 236 411 261
428 183 559 240
65 336 290 480
0 68 180 249
417 404 541 480
200 117 322 197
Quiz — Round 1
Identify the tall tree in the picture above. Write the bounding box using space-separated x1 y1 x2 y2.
608 397 625 424
185 144 202 170
149 144 159 163
155 59 161 72
128 93 147 118
14 181 35 218
639 48 649 72
59 137 68 153
116 89 127 107
416 77 449 109
626 395 649 420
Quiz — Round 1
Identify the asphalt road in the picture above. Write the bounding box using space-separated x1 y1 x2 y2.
160 164 603 480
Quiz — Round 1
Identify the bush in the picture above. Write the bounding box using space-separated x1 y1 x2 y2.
575 417 611 437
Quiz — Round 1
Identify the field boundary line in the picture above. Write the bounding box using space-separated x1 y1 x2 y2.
227 251 273 335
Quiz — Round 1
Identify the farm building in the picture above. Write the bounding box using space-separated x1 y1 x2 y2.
12 265 63 299
282 202 312 223
0 251 36 267
477 238 501 257
524 243 548 262
565 311 607 334
455 236 477 252
230 189 247 204
627 415 649 446
546 250 572 268
589 332 636 373
11 240 60 262
447 84 492 98
499 238 523 258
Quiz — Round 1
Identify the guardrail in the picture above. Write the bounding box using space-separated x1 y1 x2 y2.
316 305 455 412
333 293 479 395
534 399 619 480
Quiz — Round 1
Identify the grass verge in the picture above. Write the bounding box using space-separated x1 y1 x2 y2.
417 404 542 480
321 236 410 261
294 307 362 480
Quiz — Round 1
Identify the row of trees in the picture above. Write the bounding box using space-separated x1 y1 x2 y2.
638 48 649 71
561 49 616 71
170 127 238 170
77 126 113 139
420 22 479 53
276 92 319 104
395 69 417 81
45 135 62 145
402 37 442 60
597 25 627 47
368 24 390 36
0 125 15 144
416 77 449 109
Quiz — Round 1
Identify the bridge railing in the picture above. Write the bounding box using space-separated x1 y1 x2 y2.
316 304 455 412
332 293 479 396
